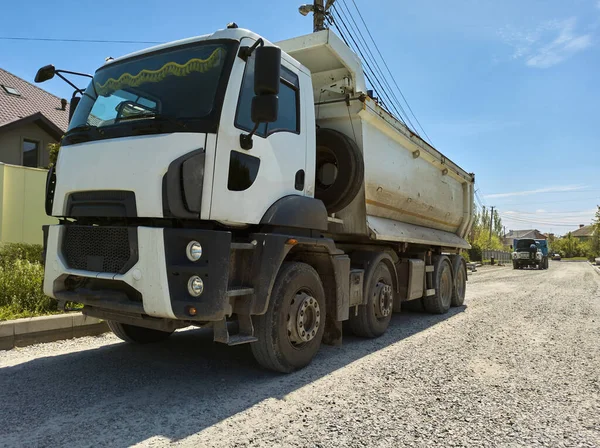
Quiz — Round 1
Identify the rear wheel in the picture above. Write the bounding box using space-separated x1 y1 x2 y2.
451 256 467 307
107 321 173 344
423 256 453 314
348 261 394 338
251 262 326 373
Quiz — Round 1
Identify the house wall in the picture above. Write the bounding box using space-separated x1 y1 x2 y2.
0 163 58 245
0 123 57 168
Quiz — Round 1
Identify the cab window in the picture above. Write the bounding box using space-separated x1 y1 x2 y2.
235 55 300 137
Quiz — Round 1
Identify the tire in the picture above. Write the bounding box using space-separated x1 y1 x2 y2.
107 321 173 344
348 261 394 338
451 256 467 307
423 256 453 314
315 128 364 213
513 261 518 270
251 262 326 373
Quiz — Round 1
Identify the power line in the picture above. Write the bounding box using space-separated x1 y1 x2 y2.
330 6 409 126
0 36 162 44
345 0 433 145
492 196 600 207
335 0 417 133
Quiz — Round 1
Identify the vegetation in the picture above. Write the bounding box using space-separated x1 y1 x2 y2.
0 243 60 320
551 206 600 260
48 142 60 168
467 205 506 261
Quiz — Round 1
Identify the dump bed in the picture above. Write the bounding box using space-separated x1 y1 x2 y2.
278 30 475 250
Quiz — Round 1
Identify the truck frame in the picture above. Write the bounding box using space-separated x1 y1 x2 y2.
38 25 475 372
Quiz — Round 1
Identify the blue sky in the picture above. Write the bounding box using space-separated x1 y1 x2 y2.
1 0 598 235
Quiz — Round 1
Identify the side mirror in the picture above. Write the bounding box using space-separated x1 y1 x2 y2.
240 46 282 150
35 65 56 83
254 46 281 96
68 96 80 123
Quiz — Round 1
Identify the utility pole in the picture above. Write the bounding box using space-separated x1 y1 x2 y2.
314 0 325 32
299 0 334 32
489 206 495 246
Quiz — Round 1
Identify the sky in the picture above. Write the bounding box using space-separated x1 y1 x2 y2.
1 0 598 235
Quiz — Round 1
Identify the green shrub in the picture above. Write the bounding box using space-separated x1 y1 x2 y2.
0 259 57 318
0 243 44 267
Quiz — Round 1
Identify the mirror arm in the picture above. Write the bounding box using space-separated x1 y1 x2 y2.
240 122 260 150
238 38 264 61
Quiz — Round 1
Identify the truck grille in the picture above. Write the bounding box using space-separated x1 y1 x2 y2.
62 226 137 274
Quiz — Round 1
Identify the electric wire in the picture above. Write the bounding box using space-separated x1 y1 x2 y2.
335 0 417 134
344 0 433 145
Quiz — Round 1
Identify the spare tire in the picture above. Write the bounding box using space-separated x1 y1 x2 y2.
315 128 364 213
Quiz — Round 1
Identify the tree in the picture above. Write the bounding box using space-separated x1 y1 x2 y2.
590 206 600 258
48 143 60 168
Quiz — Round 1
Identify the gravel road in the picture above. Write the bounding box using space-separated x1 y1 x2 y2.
1 261 599 447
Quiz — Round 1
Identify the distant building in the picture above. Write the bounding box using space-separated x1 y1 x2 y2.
570 224 596 242
503 229 547 246
0 68 69 168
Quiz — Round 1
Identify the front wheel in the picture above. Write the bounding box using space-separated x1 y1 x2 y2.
513 261 518 270
107 321 173 344
251 262 326 373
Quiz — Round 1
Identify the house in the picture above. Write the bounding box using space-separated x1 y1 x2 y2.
570 224 596 242
0 68 67 245
503 229 547 246
0 68 69 167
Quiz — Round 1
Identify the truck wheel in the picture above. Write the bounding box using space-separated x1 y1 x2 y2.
423 256 453 314
315 128 364 213
512 261 518 270
107 321 173 344
251 262 326 373
451 256 467 307
348 261 394 338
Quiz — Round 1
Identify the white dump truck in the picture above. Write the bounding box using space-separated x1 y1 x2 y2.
37 24 474 372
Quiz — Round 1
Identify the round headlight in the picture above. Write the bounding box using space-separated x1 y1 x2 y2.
187 276 204 297
512 252 518 259
186 241 202 261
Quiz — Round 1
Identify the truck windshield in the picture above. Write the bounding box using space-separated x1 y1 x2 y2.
516 239 536 250
64 40 236 145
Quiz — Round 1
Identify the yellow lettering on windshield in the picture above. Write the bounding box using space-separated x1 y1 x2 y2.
96 47 223 95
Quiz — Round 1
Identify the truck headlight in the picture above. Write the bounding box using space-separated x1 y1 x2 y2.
187 276 204 297
512 252 518 259
186 241 202 261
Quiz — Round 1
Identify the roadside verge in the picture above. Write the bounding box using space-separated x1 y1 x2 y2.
0 313 108 350
589 261 600 276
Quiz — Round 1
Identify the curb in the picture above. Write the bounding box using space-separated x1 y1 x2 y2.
588 261 600 276
0 313 108 351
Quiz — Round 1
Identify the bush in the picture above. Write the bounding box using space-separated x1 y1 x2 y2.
0 259 57 319
0 243 43 267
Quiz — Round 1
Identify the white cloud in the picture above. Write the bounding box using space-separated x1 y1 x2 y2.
485 185 588 199
499 18 593 68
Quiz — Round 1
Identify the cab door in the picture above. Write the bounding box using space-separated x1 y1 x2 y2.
210 38 307 225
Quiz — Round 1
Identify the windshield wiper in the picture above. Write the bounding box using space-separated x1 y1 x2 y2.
117 114 187 129
65 124 105 137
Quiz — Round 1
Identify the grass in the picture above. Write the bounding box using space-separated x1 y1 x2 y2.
0 243 77 321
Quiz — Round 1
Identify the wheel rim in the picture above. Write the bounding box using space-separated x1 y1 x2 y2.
373 281 393 319
456 266 466 299
316 146 338 192
287 291 321 346
440 265 453 305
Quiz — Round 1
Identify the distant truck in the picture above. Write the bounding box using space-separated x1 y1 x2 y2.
512 238 548 270
36 25 475 372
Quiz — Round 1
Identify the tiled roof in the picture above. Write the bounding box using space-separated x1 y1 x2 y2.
0 68 69 133
505 229 540 239
571 225 595 237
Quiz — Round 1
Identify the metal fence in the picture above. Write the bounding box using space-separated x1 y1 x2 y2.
482 250 512 265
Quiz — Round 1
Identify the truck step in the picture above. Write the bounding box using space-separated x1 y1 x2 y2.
426 289 436 296
226 287 254 297
231 242 256 250
226 334 258 346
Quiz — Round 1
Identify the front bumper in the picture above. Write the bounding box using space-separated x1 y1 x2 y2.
43 225 291 321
